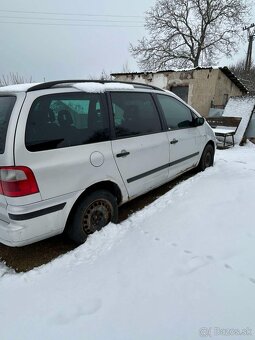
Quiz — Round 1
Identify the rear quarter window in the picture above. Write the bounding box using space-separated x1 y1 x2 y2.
25 93 110 152
0 96 16 154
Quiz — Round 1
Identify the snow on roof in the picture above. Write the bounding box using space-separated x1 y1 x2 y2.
72 82 134 92
112 66 225 76
111 66 248 94
223 96 255 144
0 83 41 92
0 81 135 93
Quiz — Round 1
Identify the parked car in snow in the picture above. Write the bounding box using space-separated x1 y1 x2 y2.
0 80 216 246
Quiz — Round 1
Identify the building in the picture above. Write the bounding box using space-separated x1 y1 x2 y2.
111 67 247 117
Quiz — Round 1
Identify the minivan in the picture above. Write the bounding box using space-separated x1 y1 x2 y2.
0 80 216 246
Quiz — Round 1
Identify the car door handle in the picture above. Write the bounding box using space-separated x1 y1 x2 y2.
116 150 130 158
170 139 178 144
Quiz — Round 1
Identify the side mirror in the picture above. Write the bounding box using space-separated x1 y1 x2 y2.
194 117 205 126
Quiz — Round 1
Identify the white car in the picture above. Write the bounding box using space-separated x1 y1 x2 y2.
0 80 216 246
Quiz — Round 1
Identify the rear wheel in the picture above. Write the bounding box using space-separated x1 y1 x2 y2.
198 144 214 171
66 190 118 244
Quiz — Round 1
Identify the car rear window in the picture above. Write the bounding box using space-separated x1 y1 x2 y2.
0 96 16 154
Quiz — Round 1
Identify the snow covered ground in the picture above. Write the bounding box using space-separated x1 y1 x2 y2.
1 144 255 340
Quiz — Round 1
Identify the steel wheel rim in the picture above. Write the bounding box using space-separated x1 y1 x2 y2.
82 199 113 234
204 151 212 168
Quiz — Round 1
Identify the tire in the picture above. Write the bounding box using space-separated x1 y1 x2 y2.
66 190 118 244
198 144 214 171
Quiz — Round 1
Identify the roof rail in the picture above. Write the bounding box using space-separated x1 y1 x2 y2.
27 80 164 92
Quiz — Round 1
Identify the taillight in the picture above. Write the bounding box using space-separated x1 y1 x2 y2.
0 166 39 197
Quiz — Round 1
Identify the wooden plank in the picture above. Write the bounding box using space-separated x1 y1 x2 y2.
206 117 241 129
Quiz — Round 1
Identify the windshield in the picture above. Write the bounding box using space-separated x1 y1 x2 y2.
0 96 16 154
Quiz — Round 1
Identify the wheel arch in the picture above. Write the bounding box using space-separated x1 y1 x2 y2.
197 140 215 170
205 140 215 155
64 180 122 232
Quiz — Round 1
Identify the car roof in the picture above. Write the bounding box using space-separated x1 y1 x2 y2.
0 80 164 94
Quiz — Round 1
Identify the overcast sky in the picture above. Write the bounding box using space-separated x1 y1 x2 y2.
0 0 251 82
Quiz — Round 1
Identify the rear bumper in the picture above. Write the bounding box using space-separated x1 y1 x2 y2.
0 191 81 247
0 219 62 247
0 204 66 247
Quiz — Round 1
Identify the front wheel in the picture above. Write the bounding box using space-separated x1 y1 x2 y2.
198 144 214 171
66 190 118 244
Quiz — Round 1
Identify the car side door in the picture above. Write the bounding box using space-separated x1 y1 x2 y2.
156 94 202 179
110 91 170 199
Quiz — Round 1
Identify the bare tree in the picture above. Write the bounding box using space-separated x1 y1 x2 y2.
121 62 131 73
88 70 113 81
0 72 33 86
131 0 249 70
98 70 113 81
229 58 255 94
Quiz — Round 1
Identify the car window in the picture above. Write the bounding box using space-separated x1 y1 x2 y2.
0 96 16 154
157 94 194 130
111 92 162 138
25 93 109 151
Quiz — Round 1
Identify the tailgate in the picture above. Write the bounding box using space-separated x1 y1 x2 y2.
0 92 26 213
